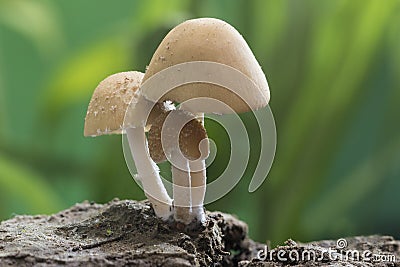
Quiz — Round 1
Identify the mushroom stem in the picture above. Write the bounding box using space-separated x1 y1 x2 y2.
171 154 192 224
189 160 206 223
189 113 207 224
126 127 172 220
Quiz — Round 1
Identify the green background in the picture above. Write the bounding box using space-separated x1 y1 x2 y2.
0 0 399 245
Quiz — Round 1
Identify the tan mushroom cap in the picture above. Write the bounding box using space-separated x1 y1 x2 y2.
148 110 208 163
84 71 162 137
142 18 270 114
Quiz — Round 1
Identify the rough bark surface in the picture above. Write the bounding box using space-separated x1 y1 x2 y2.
0 199 398 266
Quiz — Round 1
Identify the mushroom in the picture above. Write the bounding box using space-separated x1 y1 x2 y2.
84 71 174 219
141 18 270 227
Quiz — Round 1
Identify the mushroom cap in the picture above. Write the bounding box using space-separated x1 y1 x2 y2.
142 18 270 114
148 110 208 164
84 71 163 137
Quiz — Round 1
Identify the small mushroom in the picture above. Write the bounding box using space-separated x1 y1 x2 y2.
84 71 164 136
142 18 270 227
84 71 174 219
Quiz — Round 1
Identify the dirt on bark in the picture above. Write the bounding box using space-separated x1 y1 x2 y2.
0 199 398 266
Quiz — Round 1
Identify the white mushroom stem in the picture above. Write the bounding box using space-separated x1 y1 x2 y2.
189 113 207 223
126 127 172 220
189 160 206 223
171 152 192 224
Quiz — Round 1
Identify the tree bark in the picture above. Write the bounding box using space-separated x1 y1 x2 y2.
0 199 398 266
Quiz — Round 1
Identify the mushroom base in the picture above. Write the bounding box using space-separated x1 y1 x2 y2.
126 127 172 220
2 199 398 266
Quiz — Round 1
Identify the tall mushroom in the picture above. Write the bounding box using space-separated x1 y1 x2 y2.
142 18 270 227
84 71 173 219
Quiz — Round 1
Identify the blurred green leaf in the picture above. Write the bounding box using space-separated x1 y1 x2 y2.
42 37 128 117
389 10 400 84
302 137 400 238
0 67 5 139
268 0 397 242
0 153 63 217
250 0 287 61
131 0 189 30
0 0 63 56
